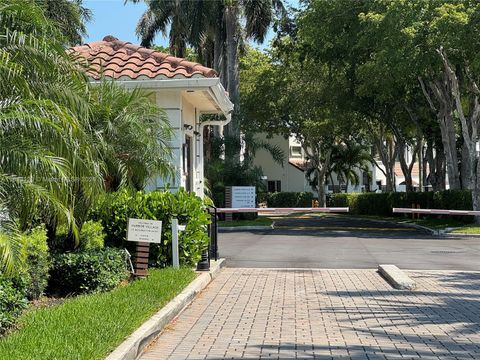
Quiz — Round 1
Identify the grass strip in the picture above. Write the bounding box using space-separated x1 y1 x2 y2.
218 217 273 227
336 214 467 230
0 267 196 360
450 225 480 234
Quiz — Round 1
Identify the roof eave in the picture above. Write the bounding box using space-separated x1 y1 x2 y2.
90 77 234 117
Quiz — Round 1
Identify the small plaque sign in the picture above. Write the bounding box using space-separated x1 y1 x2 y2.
231 186 256 208
127 218 162 244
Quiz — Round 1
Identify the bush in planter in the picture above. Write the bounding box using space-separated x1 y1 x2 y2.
90 189 210 268
0 275 28 334
20 226 50 300
48 248 128 295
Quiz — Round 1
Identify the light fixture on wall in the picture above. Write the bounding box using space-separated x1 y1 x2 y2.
194 131 200 136
183 124 193 130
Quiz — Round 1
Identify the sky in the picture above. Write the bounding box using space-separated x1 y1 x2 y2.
84 0 299 49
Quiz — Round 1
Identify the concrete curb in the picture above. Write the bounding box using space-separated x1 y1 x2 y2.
105 259 226 360
378 264 416 290
404 223 438 235
219 225 273 232
441 232 480 238
219 221 275 232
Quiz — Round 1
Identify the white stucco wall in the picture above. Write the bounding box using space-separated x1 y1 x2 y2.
252 134 313 193
145 90 184 192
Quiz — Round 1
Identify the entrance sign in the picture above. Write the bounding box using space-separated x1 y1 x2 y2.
231 186 256 208
127 218 162 244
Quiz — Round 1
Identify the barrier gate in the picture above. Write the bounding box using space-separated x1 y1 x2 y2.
196 206 349 271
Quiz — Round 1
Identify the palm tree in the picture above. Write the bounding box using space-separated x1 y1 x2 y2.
0 0 100 272
1 0 177 267
129 0 285 137
40 0 92 45
329 141 373 193
88 81 174 192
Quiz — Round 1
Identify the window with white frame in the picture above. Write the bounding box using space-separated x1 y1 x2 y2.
290 146 302 158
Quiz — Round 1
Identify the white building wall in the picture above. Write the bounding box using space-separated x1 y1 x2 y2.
252 134 289 188
181 97 199 194
252 134 313 193
145 90 183 192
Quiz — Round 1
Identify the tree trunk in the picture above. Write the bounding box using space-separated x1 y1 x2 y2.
213 31 226 88
435 147 447 191
317 168 327 207
461 142 473 189
224 5 240 139
418 139 424 192
439 111 461 189
474 163 480 224
425 138 446 191
419 76 461 189
437 47 480 213
374 136 396 192
313 148 332 207
396 139 419 193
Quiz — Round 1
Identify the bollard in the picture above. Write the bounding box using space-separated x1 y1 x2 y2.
171 219 180 269
196 249 210 271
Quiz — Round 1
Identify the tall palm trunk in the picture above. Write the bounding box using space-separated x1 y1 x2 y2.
213 31 226 87
224 5 240 140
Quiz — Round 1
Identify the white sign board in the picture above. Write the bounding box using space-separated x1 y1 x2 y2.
127 218 162 243
231 186 256 208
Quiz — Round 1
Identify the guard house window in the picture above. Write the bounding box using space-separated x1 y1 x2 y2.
290 146 302 158
267 180 281 193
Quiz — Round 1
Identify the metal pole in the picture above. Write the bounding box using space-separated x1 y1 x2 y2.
172 218 180 269
214 207 218 260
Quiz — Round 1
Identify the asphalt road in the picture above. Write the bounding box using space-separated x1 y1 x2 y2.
219 215 480 270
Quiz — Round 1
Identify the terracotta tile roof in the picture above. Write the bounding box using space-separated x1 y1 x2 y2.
289 159 310 172
394 162 424 178
70 35 217 80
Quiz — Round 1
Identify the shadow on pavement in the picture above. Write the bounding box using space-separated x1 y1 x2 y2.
201 271 480 359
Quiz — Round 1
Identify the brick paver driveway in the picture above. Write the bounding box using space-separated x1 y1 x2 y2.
141 268 480 360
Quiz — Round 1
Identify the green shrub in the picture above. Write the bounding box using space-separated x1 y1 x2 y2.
48 248 129 295
90 189 210 268
0 276 28 334
78 221 105 250
266 192 314 207
21 226 50 300
327 190 472 217
53 220 105 252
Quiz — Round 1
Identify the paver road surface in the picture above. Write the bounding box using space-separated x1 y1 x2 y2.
141 268 480 360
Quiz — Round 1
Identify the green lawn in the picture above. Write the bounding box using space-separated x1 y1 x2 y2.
402 217 467 229
450 225 480 234
339 214 468 230
0 268 196 360
219 217 273 227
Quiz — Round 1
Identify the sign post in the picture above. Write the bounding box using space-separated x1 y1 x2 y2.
171 219 185 269
127 218 162 278
231 186 256 208
225 186 256 222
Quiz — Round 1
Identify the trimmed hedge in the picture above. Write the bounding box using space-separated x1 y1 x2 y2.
264 192 314 207
48 248 129 296
89 189 210 268
327 190 473 216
